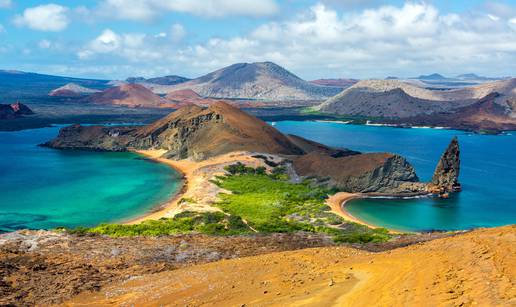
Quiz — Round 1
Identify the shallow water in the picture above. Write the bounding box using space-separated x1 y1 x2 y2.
0 127 182 232
274 121 516 231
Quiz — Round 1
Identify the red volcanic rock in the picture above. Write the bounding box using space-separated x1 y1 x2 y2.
85 84 167 108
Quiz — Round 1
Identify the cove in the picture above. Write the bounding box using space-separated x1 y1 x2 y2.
0 127 182 232
273 121 516 232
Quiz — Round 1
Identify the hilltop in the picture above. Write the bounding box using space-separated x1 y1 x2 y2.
162 62 343 101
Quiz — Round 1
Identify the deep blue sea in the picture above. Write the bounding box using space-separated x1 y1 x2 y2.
273 121 516 232
0 127 182 232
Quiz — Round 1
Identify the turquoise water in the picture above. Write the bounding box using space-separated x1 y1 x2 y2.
0 127 182 232
273 121 516 232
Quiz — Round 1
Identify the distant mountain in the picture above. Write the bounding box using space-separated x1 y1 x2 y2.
398 93 516 132
455 73 502 81
164 62 343 101
309 79 357 88
84 84 167 108
385 76 399 80
416 73 448 80
126 75 190 86
0 102 34 119
49 83 100 97
316 78 516 131
0 70 109 99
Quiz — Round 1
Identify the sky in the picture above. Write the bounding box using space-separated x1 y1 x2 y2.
0 0 515 80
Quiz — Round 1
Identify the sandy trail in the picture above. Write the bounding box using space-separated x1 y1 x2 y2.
66 225 515 306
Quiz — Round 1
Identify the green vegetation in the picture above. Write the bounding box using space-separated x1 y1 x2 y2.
65 163 391 244
299 107 386 125
64 211 252 237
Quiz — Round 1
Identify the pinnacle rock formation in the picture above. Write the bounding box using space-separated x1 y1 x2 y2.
430 137 461 195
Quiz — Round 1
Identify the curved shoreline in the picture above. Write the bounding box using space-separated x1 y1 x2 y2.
123 150 189 225
123 150 269 225
327 192 408 233
326 192 377 228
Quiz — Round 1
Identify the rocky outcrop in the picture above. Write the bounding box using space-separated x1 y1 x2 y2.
0 102 34 119
429 137 461 195
292 152 423 194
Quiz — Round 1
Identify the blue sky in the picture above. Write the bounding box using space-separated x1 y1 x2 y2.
0 0 515 80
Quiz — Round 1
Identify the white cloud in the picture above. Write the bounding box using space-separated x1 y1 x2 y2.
77 2 516 79
98 0 278 21
78 29 163 61
13 4 70 32
170 23 185 42
0 0 11 9
38 39 52 49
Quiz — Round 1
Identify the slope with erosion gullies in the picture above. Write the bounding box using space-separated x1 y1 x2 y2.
317 78 516 120
162 62 343 101
44 101 439 194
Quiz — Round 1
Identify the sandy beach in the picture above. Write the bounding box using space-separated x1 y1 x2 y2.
326 192 378 228
126 150 275 224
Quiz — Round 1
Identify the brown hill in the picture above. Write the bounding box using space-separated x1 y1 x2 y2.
133 101 304 160
85 84 168 108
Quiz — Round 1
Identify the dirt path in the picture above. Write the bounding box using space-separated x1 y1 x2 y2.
65 225 516 306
